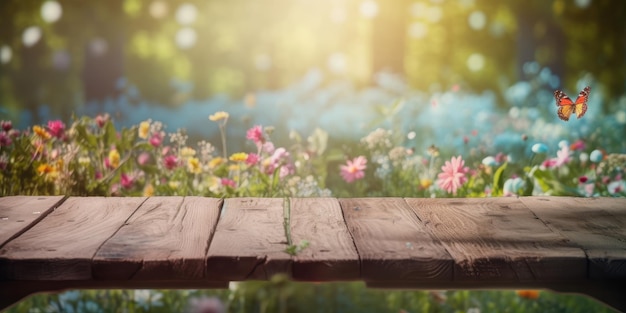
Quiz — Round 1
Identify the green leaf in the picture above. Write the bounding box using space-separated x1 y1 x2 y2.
492 162 508 196
103 121 117 147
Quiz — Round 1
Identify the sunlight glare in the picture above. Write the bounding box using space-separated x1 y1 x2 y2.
359 0 378 19
176 3 197 25
574 0 592 8
330 7 347 23
22 26 42 47
254 54 272 71
41 1 62 23
409 22 428 39
425 6 442 23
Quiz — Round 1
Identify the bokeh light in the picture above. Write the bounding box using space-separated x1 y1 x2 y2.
22 26 42 47
468 11 486 30
330 6 347 24
89 38 109 56
41 1 62 23
175 27 197 49
52 50 71 70
149 1 168 19
176 3 197 25
0 45 11 64
466 53 485 72
574 0 592 8
328 53 347 74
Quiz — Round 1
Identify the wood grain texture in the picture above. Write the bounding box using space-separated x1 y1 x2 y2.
406 197 586 282
0 197 146 280
289 198 359 281
339 198 453 282
93 197 222 281
0 196 65 247
206 198 291 280
520 196 626 279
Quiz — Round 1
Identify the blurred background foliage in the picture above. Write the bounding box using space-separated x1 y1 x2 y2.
1 0 625 124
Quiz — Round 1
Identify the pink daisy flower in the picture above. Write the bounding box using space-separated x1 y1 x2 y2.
340 156 367 183
437 155 469 195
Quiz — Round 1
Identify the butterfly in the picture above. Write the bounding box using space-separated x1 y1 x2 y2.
553 86 590 121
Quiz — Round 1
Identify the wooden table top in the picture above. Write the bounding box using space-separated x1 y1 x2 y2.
1 196 625 310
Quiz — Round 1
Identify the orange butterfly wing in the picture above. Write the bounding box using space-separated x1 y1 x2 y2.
554 86 590 121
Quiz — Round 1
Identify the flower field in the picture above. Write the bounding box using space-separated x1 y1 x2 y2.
2 73 625 312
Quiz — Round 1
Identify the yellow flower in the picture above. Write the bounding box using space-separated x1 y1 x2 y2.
37 163 59 180
33 125 51 140
187 157 202 174
143 184 155 197
208 157 225 169
37 164 55 175
168 181 181 189
229 152 248 163
420 178 432 189
180 147 196 157
209 111 229 122
138 120 151 139
108 149 121 168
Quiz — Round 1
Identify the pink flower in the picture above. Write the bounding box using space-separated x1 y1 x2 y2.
47 120 65 139
0 154 8 171
340 156 367 183
137 152 151 166
570 140 585 151
437 155 469 195
95 114 109 128
149 133 163 147
246 153 260 166
542 159 557 168
0 132 11 147
121 173 134 189
163 155 178 170
246 125 264 145
1 120 12 132
554 145 571 167
221 178 236 188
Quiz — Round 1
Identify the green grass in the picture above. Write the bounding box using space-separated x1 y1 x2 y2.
7 278 616 313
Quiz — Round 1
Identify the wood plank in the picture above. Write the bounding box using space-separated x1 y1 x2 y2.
0 197 146 280
520 196 626 279
289 198 359 281
405 197 587 282
206 198 291 280
92 197 222 281
0 196 65 247
339 198 453 282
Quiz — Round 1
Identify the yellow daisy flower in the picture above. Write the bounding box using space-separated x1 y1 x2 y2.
209 111 229 122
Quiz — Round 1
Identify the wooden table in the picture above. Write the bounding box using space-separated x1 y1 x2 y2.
1 196 625 311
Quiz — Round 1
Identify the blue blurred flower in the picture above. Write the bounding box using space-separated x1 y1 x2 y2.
590 149 603 163
503 177 525 196
531 143 548 154
482 156 497 167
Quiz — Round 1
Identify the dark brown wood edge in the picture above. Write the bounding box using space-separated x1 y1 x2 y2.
0 196 69 249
